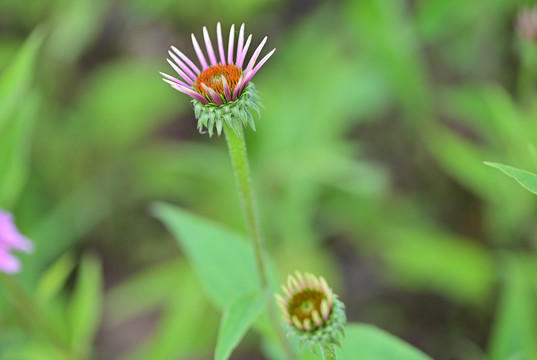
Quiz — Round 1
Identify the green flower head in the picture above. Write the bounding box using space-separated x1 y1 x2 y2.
275 272 346 351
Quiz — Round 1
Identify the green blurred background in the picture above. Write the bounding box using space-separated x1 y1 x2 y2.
1 0 537 359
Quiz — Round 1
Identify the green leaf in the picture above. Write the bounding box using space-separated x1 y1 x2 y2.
152 204 289 359
36 252 76 305
67 253 102 357
105 260 187 327
380 225 495 304
0 27 43 209
151 202 262 309
484 162 537 196
416 0 481 41
21 182 111 287
47 0 107 64
441 85 526 150
346 0 431 118
0 91 39 208
427 129 498 201
215 291 267 360
0 27 44 129
122 261 218 360
338 323 433 360
489 256 537 360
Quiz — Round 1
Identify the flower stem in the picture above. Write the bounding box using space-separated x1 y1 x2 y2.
321 344 337 360
223 126 295 360
224 126 267 287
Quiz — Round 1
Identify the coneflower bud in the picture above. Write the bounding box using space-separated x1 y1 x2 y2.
275 271 346 352
516 6 537 43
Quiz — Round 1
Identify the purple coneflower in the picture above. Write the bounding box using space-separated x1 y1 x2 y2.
0 211 33 274
275 272 346 351
161 23 275 136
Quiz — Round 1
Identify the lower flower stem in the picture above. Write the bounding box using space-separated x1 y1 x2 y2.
224 126 267 288
224 126 295 360
321 344 337 360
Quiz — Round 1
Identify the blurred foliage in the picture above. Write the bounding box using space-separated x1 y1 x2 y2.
1 0 537 359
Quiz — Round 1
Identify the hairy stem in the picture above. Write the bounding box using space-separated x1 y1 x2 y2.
224 126 295 360
224 126 267 287
321 344 337 360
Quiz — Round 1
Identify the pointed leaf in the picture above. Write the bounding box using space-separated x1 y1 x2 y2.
0 92 39 208
0 27 44 129
36 252 77 305
152 202 261 309
67 253 102 356
124 262 218 360
484 162 537 196
489 256 537 360
215 291 266 360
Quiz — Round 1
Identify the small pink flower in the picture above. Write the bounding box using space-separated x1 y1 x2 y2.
0 211 33 274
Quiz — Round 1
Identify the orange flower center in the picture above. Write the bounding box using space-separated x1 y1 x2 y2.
195 64 242 97
288 289 327 324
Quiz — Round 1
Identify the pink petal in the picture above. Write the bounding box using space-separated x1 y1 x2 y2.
232 76 244 100
239 71 253 94
166 58 194 85
236 24 245 67
245 36 267 73
201 83 223 105
171 83 208 104
222 76 231 102
217 23 226 65
168 50 197 81
0 247 20 274
236 34 252 69
191 33 208 70
0 212 33 253
171 46 201 74
227 24 235 64
203 26 218 66
242 48 276 85
161 75 189 89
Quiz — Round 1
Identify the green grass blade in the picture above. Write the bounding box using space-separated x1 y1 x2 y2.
484 162 537 196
